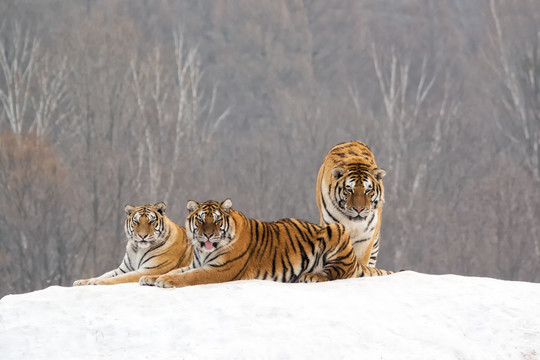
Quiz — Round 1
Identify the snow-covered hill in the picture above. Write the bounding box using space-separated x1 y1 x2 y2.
1 271 539 359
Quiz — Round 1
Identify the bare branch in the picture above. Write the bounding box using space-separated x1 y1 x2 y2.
0 23 40 134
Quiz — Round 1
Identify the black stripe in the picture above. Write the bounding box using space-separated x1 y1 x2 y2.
364 213 375 232
282 222 310 271
140 252 166 267
125 255 134 271
320 191 339 224
353 237 371 245
145 260 169 270
286 219 315 253
281 257 288 282
138 239 167 268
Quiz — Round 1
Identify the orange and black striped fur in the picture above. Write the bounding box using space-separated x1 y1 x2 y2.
73 202 193 286
140 199 391 288
316 141 386 268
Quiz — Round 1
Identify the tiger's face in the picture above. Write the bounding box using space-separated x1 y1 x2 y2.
331 166 385 219
186 199 235 252
124 202 166 249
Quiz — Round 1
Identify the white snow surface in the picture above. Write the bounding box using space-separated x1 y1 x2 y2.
1 271 539 360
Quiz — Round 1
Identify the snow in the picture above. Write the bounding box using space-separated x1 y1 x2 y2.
1 271 539 360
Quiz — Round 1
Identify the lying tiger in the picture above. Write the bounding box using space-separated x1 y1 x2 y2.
316 141 386 268
140 199 392 288
73 202 193 286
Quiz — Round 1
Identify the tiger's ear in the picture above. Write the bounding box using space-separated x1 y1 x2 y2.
154 202 166 215
221 198 232 213
373 168 386 180
187 200 199 213
332 167 345 180
124 204 136 215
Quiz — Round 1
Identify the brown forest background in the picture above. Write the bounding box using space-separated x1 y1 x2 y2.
0 0 539 297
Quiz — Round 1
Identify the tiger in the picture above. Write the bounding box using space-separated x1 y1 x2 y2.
139 199 392 288
316 141 386 268
73 202 193 286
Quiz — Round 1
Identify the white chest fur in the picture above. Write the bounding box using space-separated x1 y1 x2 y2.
320 179 379 258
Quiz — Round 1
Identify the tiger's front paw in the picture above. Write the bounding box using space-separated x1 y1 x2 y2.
154 275 183 289
86 278 107 285
73 279 89 286
139 275 160 286
298 273 327 283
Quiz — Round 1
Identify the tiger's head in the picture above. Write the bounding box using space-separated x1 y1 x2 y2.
330 164 386 219
124 202 167 249
186 199 235 253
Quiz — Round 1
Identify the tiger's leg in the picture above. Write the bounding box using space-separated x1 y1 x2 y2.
77 269 151 285
73 266 127 285
298 223 358 283
301 266 394 280
357 264 393 277
367 207 384 268
86 271 149 285
73 254 133 286
146 267 231 288
139 266 191 286
367 232 380 268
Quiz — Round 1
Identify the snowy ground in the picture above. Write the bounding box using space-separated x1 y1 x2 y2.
1 271 539 360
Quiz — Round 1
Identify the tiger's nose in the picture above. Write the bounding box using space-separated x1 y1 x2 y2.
353 207 365 214
140 234 148 240
203 232 213 239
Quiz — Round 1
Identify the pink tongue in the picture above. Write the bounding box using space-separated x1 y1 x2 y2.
205 241 213 249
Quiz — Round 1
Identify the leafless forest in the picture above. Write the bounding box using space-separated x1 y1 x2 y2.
0 0 539 297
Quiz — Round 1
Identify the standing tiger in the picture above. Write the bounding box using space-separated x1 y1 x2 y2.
140 199 392 288
73 202 193 286
316 141 386 268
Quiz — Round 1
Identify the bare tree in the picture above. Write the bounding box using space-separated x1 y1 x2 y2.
0 23 39 134
130 30 230 201
350 45 462 267
0 23 80 295
30 53 73 141
483 0 540 281
64 17 138 277
0 132 74 293
487 0 540 182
